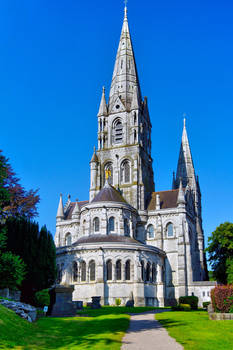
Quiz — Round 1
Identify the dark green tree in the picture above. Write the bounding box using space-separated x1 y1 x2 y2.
206 222 233 284
5 217 57 303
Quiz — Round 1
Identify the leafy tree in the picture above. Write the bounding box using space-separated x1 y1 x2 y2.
0 153 26 290
206 222 233 284
0 150 39 220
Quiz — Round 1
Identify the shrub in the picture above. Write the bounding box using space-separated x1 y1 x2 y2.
180 303 191 311
203 301 210 309
211 285 233 313
34 289 50 308
115 298 121 306
179 296 198 310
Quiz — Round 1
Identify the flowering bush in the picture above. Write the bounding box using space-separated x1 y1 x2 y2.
211 285 233 313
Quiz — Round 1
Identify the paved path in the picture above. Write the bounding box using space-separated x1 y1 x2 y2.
121 311 183 350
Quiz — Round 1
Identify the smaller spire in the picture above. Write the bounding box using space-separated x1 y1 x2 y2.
97 86 108 117
90 146 98 163
177 178 186 207
72 200 80 219
56 193 64 219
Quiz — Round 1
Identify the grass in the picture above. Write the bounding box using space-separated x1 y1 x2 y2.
77 305 159 317
0 305 157 349
156 310 233 350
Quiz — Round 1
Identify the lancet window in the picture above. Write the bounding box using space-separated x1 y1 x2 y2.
125 260 131 280
65 233 72 246
116 260 121 280
81 261 86 282
113 119 123 144
146 262 151 282
120 160 130 183
93 217 100 232
147 224 154 239
124 218 130 236
89 260 95 281
106 260 112 280
108 217 115 233
152 263 156 283
167 223 174 237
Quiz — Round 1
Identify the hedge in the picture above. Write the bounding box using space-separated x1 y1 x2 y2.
179 296 198 310
211 285 233 313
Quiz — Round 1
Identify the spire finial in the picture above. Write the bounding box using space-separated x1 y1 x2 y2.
94 145 96 153
183 113 187 127
102 86 105 93
124 0 128 18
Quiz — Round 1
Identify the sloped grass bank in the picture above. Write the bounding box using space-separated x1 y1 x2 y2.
0 304 130 349
156 310 233 350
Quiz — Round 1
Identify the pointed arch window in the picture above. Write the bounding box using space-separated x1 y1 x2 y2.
146 262 151 282
93 217 100 232
125 260 131 280
116 260 121 280
81 261 86 282
65 233 72 246
73 261 78 282
152 263 156 283
108 217 115 233
89 260 95 281
124 218 130 236
113 119 123 144
167 223 174 237
147 224 154 239
106 260 112 280
104 163 113 185
120 160 130 183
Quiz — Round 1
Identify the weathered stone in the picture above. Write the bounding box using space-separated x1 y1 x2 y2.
0 300 37 322
49 285 76 317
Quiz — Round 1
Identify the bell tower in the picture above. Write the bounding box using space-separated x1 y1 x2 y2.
90 6 154 210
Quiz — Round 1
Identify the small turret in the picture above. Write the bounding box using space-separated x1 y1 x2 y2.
97 87 107 117
177 179 186 208
56 193 64 221
72 200 80 219
90 146 98 163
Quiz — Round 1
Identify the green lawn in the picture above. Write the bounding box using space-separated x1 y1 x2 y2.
0 305 157 350
156 310 233 350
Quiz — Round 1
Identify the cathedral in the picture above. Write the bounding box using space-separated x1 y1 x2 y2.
54 6 214 306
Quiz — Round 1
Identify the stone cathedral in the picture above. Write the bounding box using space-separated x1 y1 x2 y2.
54 7 214 306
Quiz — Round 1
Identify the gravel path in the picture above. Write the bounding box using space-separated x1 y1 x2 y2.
121 311 183 350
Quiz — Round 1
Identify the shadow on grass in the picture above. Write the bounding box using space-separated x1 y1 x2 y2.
22 315 129 350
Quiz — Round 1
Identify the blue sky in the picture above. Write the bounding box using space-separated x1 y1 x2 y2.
0 0 232 251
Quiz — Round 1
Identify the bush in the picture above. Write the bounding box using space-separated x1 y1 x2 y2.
179 296 198 310
115 298 121 306
203 301 210 309
34 289 50 308
172 304 191 311
180 303 191 311
211 285 233 313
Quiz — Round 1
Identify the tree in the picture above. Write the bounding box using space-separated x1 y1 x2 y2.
0 153 26 290
206 222 233 284
0 226 26 290
5 217 57 303
0 150 39 220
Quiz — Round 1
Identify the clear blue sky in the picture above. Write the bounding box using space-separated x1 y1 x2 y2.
0 0 232 251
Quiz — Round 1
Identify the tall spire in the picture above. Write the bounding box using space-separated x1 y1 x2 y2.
175 119 196 188
108 5 142 112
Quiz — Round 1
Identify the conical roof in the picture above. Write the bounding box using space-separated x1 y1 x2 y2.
91 182 127 204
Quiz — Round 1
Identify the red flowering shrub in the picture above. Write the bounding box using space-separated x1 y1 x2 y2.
211 285 233 313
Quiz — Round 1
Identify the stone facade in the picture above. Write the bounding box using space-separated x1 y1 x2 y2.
54 6 214 307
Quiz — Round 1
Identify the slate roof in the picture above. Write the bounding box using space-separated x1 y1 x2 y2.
65 200 89 220
91 183 127 204
72 234 141 246
147 189 179 210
